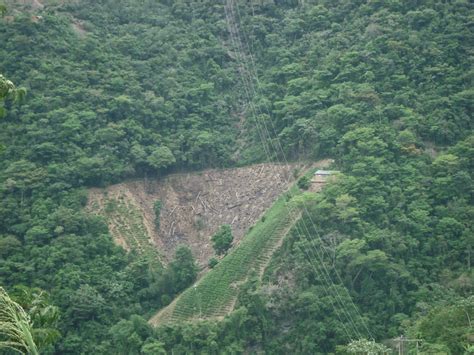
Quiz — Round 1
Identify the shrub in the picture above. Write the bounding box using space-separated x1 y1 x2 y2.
297 175 311 190
208 257 218 268
211 225 233 255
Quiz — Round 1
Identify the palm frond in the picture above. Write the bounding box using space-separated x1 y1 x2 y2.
0 287 39 355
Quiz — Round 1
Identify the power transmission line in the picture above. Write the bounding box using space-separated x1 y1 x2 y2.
224 1 364 339
223 0 373 341
229 3 373 339
223 1 360 340
226 0 369 339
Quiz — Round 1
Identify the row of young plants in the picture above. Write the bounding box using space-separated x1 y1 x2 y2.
103 195 162 268
161 188 300 322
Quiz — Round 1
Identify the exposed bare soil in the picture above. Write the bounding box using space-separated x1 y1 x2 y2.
87 162 331 266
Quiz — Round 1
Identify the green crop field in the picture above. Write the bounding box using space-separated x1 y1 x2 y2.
101 194 162 269
150 186 303 325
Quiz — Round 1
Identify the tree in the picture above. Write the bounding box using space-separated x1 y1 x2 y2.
297 175 311 190
342 339 390 354
211 225 233 255
169 246 198 293
408 296 474 354
146 146 176 170
208 257 218 268
109 315 152 355
141 341 167 354
68 284 106 323
0 235 21 257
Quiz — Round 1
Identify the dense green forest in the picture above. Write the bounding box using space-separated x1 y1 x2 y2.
1 0 472 353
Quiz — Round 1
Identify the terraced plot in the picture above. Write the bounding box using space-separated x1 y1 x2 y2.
88 190 162 267
149 190 302 325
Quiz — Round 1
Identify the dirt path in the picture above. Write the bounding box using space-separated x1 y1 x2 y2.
255 210 302 280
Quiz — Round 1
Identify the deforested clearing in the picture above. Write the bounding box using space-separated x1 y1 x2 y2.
87 161 329 266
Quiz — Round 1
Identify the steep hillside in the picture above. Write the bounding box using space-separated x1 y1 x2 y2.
0 0 472 353
87 162 313 266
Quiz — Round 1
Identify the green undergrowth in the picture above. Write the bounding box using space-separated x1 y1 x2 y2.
155 186 301 324
102 195 162 270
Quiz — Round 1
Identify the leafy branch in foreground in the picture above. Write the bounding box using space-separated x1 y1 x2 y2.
0 287 39 355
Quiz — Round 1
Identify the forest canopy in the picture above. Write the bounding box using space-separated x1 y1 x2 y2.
0 0 472 353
